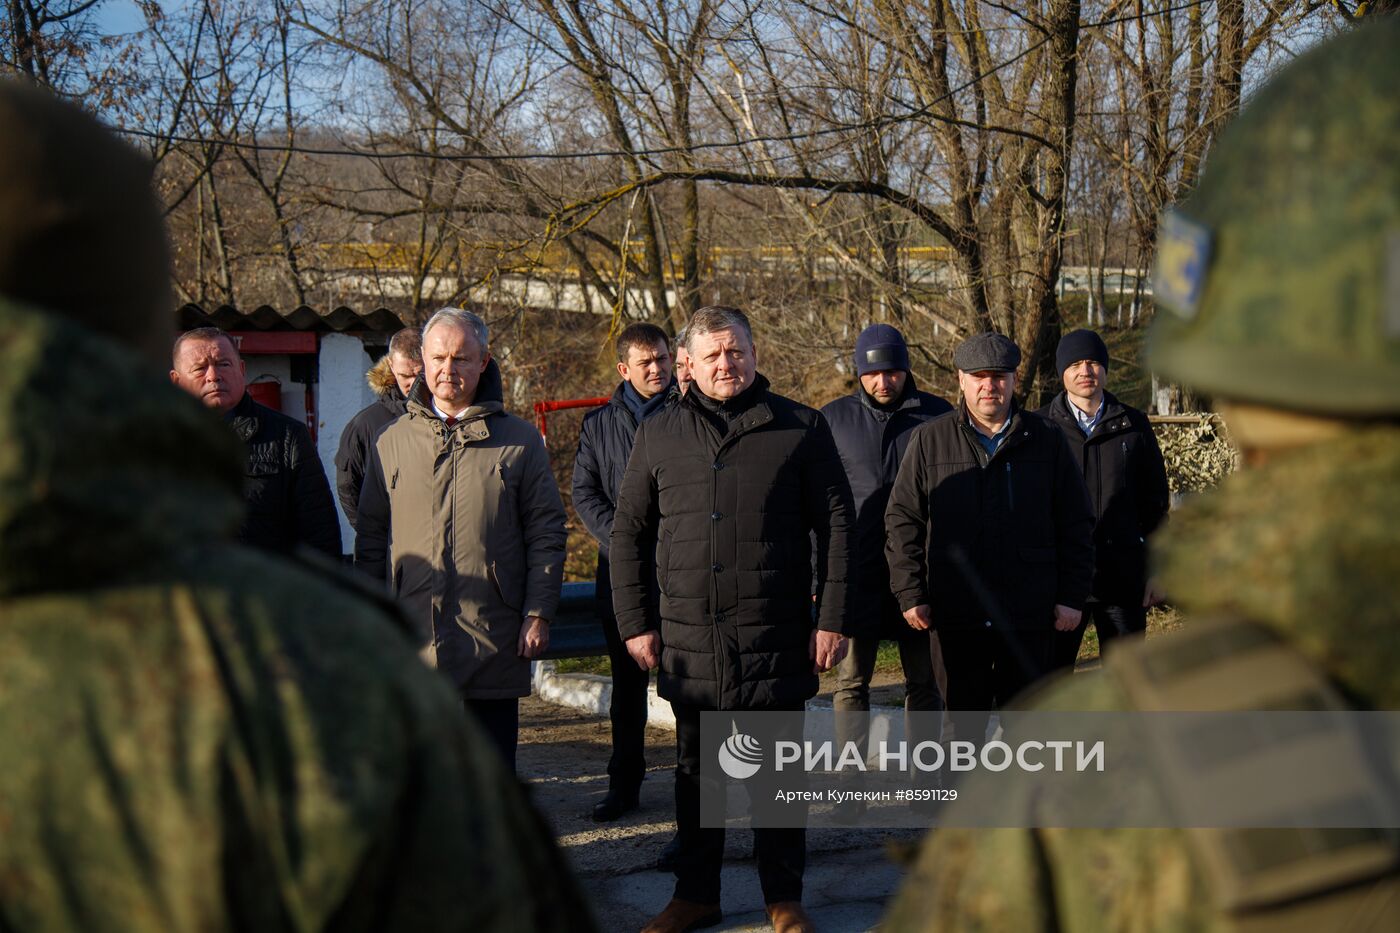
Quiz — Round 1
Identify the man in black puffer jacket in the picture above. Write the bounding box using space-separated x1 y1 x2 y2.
610 306 854 933
1038 329 1170 668
334 327 422 531
172 327 341 558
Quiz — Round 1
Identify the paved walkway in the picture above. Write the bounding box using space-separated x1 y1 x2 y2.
517 695 924 931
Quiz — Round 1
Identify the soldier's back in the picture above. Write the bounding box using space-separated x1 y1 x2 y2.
0 298 592 932
883 627 1400 932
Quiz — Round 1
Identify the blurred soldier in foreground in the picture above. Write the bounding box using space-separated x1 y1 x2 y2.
0 81 591 931
823 324 951 820
1039 328 1170 668
172 326 342 557
357 307 567 773
573 322 675 823
885 19 1400 931
335 326 423 530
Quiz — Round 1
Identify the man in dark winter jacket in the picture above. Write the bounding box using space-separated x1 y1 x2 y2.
611 305 854 933
171 327 341 557
572 321 674 823
885 332 1094 750
334 327 423 530
822 324 951 815
1039 329 1170 667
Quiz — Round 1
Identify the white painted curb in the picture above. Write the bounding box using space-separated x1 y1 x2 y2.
532 662 906 738
532 661 677 728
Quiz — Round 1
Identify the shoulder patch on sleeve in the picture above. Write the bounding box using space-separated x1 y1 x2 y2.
1153 211 1214 320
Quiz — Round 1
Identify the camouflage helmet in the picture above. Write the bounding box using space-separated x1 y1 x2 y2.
1150 18 1400 416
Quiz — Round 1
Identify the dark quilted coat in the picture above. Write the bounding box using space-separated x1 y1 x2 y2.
225 391 341 558
820 380 952 638
572 380 675 623
609 376 855 710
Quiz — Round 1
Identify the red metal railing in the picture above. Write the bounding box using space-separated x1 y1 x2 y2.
533 397 610 444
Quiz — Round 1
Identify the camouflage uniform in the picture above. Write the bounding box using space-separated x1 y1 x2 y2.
884 19 1400 932
883 426 1400 932
0 298 594 930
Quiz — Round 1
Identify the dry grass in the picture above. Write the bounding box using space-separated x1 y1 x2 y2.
556 605 1187 679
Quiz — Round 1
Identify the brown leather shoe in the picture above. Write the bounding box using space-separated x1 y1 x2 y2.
765 900 815 933
639 898 722 933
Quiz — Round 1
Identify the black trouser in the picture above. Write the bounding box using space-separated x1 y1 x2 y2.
938 624 1054 750
599 562 651 795
672 702 805 905
464 697 520 774
1052 601 1148 669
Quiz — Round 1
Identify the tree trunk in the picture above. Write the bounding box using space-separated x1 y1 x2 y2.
1017 0 1080 408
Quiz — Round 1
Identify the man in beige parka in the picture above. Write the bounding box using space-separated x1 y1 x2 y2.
355 307 567 772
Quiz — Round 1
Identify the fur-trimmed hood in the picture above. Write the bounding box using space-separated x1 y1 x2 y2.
367 355 403 401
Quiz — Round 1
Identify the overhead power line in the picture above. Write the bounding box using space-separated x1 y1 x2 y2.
114 1 1211 164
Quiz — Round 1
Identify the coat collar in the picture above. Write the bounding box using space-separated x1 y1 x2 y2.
224 392 261 443
957 398 1031 463
1048 390 1131 438
854 371 922 417
613 378 674 424
366 354 405 402
682 373 775 438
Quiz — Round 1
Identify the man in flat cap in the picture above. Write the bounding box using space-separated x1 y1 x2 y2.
885 332 1094 748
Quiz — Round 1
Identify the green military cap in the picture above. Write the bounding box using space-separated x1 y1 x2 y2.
1150 18 1400 416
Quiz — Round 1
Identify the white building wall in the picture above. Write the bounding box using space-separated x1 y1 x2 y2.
238 335 382 554
317 333 376 552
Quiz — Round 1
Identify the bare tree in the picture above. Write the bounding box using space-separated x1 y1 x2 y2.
507 0 718 329
295 0 637 320
542 1 1085 401
3 0 103 88
1082 1 1321 272
75 0 1344 409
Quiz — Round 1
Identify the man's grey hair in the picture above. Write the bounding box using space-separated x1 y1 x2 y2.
683 306 752 352
172 326 240 366
387 326 422 359
422 307 489 352
674 325 688 353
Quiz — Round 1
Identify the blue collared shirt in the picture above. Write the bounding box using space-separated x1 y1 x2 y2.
969 416 1014 458
1069 397 1105 436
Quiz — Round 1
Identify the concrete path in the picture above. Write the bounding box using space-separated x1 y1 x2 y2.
517 694 924 932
